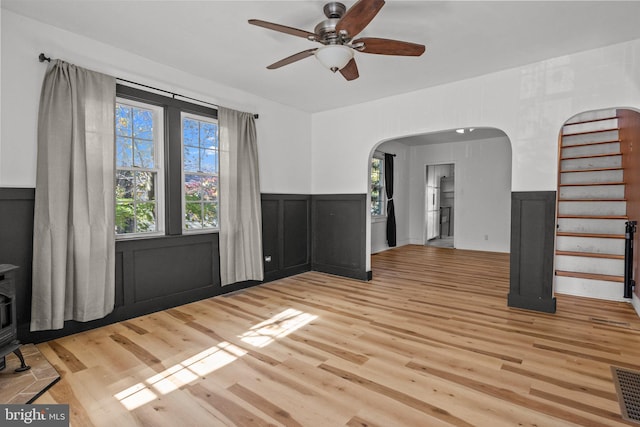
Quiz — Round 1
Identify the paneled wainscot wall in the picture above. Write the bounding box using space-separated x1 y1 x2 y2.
0 190 369 343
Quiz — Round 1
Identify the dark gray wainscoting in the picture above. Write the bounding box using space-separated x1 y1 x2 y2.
0 188 35 343
508 191 557 313
311 194 369 280
28 233 231 343
261 194 311 281
2 188 366 343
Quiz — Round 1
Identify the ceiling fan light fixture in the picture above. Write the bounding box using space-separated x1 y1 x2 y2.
315 45 354 72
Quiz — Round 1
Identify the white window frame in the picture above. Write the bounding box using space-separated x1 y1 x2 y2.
181 111 220 233
115 98 165 239
371 152 386 221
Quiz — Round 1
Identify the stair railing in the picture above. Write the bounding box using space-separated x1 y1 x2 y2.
624 220 637 298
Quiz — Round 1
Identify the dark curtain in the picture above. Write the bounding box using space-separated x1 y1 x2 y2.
384 153 397 247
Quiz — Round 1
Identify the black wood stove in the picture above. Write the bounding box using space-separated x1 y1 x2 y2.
0 264 30 372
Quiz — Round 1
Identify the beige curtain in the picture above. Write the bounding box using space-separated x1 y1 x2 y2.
219 107 264 285
31 60 116 331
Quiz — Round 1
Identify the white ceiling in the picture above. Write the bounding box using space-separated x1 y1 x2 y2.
4 1 640 113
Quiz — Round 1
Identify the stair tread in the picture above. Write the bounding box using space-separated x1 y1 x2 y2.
557 214 628 219
559 181 625 187
555 270 624 283
556 250 624 259
561 139 621 148
556 232 625 239
560 167 623 173
562 127 620 137
564 116 618 126
561 153 622 160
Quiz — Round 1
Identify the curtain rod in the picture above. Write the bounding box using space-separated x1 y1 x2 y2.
38 53 259 119
375 149 396 157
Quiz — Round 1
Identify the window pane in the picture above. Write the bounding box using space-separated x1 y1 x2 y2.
135 171 156 202
116 170 134 200
183 118 199 147
183 146 199 172
200 122 218 149
133 139 154 168
201 176 217 201
182 114 218 232
133 108 153 139
115 202 135 234
184 174 202 201
135 202 157 233
116 136 133 167
115 100 164 237
200 149 217 173
371 157 384 216
116 105 132 137
371 190 381 216
203 203 217 228
184 202 202 229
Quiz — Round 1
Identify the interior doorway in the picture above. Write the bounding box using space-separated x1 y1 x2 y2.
425 163 455 248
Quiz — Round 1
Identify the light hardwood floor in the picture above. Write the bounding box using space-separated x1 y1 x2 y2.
35 245 640 426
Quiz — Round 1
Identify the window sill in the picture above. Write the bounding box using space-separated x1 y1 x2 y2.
116 231 166 241
116 230 219 242
183 228 219 235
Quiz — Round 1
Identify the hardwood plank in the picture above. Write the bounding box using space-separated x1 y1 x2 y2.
228 382 304 427
319 362 475 427
46 341 87 373
33 245 640 426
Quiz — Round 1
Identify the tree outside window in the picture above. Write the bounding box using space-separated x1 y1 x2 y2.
371 154 385 217
115 101 164 236
182 114 219 231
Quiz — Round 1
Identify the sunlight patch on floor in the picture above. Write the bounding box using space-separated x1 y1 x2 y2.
114 308 318 411
240 308 318 348
115 341 246 410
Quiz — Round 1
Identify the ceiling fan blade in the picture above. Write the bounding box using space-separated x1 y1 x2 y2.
266 49 318 70
354 37 425 56
248 19 317 41
340 58 359 81
336 0 385 38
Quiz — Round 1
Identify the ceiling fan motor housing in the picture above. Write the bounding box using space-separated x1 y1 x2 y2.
323 2 346 19
314 18 341 43
315 2 349 44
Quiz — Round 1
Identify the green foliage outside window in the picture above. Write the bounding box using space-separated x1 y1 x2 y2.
371 157 384 216
115 102 160 235
183 116 219 230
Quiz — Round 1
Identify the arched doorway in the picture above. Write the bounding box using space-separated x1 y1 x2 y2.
368 127 512 255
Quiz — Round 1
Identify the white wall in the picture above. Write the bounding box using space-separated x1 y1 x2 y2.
370 140 410 254
311 39 640 194
407 137 512 253
0 10 312 193
0 5 3 182
312 38 640 267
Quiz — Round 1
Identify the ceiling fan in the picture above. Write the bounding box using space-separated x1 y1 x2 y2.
248 0 425 81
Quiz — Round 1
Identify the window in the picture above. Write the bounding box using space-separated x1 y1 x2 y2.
182 113 219 231
371 153 385 217
115 99 164 237
114 84 219 238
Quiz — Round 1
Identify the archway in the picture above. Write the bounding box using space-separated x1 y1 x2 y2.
367 127 512 258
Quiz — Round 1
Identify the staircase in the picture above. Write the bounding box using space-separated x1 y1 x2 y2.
555 108 628 300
